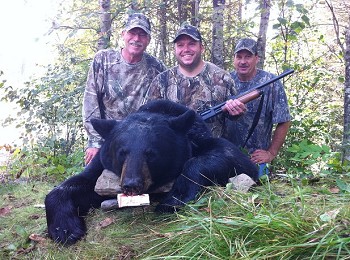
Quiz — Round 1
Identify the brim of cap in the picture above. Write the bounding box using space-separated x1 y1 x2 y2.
124 25 151 35
234 47 255 54
173 33 200 43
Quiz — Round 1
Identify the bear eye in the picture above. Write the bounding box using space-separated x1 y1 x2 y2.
117 148 128 161
144 149 156 161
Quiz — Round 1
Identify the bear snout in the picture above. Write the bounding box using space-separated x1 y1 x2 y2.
122 178 144 196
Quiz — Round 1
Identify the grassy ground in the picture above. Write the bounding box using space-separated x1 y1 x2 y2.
1 173 350 259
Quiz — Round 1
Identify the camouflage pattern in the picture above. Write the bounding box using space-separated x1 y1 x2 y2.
173 24 202 43
234 38 258 55
224 69 291 154
145 62 236 137
83 48 167 148
124 13 151 35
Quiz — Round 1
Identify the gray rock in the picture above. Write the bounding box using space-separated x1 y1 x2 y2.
228 174 256 193
94 169 122 196
101 199 119 211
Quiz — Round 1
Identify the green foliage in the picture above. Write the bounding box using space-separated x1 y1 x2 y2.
1 57 88 179
336 178 350 193
5 146 84 181
264 1 344 176
283 139 332 176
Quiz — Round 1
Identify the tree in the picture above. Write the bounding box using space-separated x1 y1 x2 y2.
97 0 112 50
211 0 225 67
325 0 350 163
177 0 191 24
257 0 271 69
157 1 169 63
345 19 350 162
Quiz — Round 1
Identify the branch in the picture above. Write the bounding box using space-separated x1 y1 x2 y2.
325 0 345 55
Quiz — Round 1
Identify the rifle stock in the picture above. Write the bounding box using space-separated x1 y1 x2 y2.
200 69 294 121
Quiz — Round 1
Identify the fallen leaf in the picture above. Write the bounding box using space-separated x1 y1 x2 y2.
29 233 46 242
320 209 340 222
201 207 211 213
329 187 340 194
99 217 114 228
0 206 12 217
28 214 41 220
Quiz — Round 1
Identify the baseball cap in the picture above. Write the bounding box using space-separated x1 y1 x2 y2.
234 38 257 55
173 24 202 43
124 13 151 35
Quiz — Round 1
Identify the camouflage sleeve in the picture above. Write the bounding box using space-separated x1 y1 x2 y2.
224 73 237 96
222 71 239 121
157 60 167 75
82 55 104 148
144 72 166 103
272 80 291 124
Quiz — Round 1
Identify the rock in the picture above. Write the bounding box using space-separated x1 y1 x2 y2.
94 169 122 196
101 199 119 211
228 174 256 193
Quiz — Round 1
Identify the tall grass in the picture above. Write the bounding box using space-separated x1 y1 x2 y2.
141 178 350 259
1 176 349 259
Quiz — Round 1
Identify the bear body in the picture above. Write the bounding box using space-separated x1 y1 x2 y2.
45 100 258 245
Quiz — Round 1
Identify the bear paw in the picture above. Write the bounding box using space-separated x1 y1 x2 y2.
48 216 86 246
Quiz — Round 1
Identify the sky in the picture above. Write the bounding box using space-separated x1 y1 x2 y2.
0 0 59 146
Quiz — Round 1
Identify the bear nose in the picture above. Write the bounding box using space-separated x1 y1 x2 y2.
122 178 143 196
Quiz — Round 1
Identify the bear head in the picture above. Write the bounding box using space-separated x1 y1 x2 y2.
91 108 196 195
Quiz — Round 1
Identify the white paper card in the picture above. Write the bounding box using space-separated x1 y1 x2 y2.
117 194 150 207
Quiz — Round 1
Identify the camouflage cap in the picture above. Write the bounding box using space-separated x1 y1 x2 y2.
234 38 257 55
124 13 151 35
173 24 202 43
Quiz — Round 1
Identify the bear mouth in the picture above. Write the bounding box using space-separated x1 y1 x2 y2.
122 186 143 196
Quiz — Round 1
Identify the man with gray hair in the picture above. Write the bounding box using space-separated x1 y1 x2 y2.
83 13 166 164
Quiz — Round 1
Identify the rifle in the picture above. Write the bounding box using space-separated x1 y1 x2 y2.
200 69 294 121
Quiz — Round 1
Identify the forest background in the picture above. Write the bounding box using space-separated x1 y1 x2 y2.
1 0 349 177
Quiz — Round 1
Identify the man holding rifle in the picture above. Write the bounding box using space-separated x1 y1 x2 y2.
146 24 240 137
224 38 291 175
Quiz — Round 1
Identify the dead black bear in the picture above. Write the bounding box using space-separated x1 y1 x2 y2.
45 100 258 245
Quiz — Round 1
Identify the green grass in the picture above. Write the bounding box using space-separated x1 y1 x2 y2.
1 175 350 259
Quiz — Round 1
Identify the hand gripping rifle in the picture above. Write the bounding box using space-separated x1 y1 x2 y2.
200 69 294 121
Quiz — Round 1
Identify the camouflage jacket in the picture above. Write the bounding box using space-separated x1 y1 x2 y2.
224 69 291 154
145 62 236 137
83 48 167 148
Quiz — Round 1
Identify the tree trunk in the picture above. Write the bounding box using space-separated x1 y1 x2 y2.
96 0 111 50
344 20 350 162
190 0 200 26
211 0 225 67
158 0 168 62
257 0 271 69
177 0 190 24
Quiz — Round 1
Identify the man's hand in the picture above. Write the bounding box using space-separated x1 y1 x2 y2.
223 99 247 116
250 149 276 164
85 147 100 165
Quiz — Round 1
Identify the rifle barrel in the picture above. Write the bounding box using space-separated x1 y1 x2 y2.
200 69 294 121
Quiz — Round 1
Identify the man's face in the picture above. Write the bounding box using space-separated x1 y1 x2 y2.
234 50 259 79
122 27 150 57
174 35 203 70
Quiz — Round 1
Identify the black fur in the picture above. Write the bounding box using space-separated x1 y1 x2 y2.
45 100 258 245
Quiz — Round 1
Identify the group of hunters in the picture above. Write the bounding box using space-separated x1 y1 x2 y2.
82 13 291 179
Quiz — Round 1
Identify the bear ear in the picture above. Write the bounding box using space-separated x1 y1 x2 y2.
91 119 118 139
168 110 196 133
